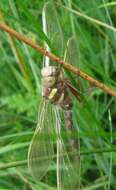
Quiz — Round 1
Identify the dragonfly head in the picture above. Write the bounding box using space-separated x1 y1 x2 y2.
41 66 59 77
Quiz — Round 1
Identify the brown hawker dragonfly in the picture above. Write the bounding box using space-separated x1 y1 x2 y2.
28 2 81 190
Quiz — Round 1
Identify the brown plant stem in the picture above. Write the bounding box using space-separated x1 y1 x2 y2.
0 23 116 97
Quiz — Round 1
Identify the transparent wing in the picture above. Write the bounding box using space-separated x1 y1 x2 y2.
65 37 97 95
64 36 80 67
42 1 64 67
55 109 80 190
64 36 83 90
28 100 55 181
57 140 79 190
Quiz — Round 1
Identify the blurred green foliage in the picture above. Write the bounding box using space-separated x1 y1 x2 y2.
0 0 116 189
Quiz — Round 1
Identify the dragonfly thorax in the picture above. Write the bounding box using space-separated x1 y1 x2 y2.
41 66 73 110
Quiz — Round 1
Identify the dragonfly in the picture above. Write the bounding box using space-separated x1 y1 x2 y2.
28 2 81 189
28 66 81 189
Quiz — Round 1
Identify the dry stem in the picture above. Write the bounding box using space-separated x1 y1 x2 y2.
0 23 116 97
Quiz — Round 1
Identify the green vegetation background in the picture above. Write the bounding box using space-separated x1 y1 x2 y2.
0 0 116 189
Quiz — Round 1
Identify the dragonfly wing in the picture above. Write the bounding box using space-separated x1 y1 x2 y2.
57 139 80 190
64 36 80 67
28 100 55 181
55 109 80 190
42 1 64 67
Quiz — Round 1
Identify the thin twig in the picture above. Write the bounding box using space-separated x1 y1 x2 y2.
0 23 116 97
